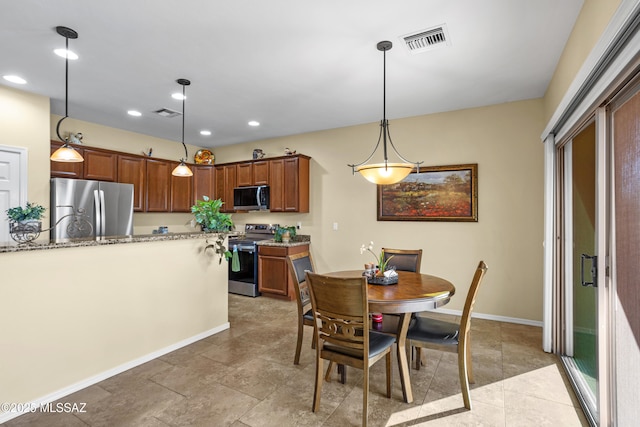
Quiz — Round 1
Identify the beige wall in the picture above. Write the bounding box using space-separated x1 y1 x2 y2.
217 99 546 322
0 237 229 410
0 85 51 222
543 0 621 122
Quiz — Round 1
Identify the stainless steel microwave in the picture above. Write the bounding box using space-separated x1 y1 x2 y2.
233 185 270 211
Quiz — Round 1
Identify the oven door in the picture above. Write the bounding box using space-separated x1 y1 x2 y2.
228 242 260 297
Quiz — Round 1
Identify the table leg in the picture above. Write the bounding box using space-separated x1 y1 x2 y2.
397 312 413 403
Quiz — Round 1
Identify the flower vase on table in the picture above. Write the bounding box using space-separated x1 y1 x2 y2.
360 241 399 285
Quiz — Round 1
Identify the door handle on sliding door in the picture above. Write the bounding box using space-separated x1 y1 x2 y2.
580 254 597 287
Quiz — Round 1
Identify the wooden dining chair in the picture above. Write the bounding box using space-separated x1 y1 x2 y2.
406 261 488 410
382 248 423 272
306 271 396 427
286 251 317 365
380 248 423 327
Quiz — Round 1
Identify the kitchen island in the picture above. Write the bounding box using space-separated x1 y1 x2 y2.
0 232 230 422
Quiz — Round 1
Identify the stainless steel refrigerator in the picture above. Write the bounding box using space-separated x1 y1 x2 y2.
50 178 134 241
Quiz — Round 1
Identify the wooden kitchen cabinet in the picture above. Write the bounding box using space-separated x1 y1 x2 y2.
269 155 310 212
117 154 146 212
83 148 117 181
253 160 269 185
236 162 253 187
214 164 236 212
50 141 84 179
193 165 215 203
237 160 269 187
145 158 171 212
170 162 194 212
258 244 309 300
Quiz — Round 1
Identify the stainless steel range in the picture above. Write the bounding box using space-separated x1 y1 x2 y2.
227 223 278 297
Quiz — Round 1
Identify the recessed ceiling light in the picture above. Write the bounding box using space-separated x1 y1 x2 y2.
127 110 142 117
248 121 260 127
171 93 186 100
200 130 212 136
53 49 78 60
3 75 27 84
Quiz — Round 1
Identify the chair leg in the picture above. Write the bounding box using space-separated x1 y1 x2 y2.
362 364 369 427
313 357 324 412
415 347 422 370
325 361 334 382
466 335 474 384
458 343 472 410
385 351 392 398
294 320 304 365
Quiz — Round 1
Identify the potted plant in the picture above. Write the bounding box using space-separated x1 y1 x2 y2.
6 202 46 224
6 202 46 243
191 196 234 263
274 225 297 243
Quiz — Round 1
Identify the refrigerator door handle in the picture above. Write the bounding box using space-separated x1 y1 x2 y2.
94 190 102 237
99 190 106 237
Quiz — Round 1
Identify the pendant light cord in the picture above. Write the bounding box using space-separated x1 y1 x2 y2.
55 34 70 143
181 82 188 161
382 46 388 166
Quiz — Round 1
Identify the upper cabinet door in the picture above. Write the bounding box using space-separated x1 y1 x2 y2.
145 159 171 212
170 162 194 212
117 154 146 212
215 164 236 212
269 159 285 212
50 141 83 179
83 148 117 181
236 162 253 187
193 165 215 204
253 160 269 185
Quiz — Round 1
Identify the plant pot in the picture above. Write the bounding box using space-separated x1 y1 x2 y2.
9 220 42 243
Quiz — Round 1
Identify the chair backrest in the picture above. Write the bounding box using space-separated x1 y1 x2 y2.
459 261 488 340
382 248 423 272
305 272 369 355
286 251 316 313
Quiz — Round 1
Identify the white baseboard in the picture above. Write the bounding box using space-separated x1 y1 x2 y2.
0 323 230 424
426 308 544 328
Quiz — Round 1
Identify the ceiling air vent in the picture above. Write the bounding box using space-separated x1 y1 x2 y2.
152 108 181 118
402 25 450 54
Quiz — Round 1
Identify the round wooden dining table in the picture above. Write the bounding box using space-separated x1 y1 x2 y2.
325 270 455 404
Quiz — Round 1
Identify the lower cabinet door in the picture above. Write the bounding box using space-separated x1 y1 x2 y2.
258 255 289 296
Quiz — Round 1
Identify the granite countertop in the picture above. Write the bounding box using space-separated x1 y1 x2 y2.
255 234 310 247
0 231 238 254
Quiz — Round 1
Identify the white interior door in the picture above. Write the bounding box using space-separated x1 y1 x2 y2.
0 145 28 243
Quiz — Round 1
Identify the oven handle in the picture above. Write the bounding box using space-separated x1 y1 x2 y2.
232 245 255 253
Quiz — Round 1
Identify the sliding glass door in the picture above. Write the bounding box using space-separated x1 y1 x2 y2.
562 121 599 423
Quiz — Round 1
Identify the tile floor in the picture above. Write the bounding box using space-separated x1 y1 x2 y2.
3 294 589 426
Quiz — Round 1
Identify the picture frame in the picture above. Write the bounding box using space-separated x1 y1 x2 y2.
377 163 478 222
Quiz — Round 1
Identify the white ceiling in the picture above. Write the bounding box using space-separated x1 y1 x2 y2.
0 0 584 149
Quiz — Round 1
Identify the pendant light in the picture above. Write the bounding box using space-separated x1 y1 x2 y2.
348 41 422 185
50 26 84 163
171 78 193 177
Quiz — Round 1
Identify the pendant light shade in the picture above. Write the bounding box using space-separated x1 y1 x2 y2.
357 162 414 185
50 26 84 163
172 78 193 177
348 41 422 185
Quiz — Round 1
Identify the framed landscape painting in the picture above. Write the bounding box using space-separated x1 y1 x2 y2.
377 163 478 222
